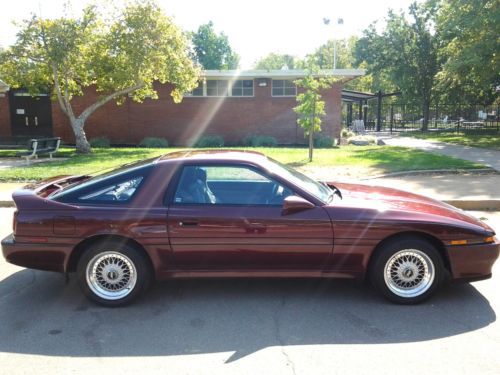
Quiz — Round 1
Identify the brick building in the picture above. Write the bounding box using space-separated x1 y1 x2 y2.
0 70 363 145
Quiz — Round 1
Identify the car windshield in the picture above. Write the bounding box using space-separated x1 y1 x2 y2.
264 157 333 203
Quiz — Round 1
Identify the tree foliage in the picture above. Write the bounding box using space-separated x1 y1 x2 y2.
435 0 499 105
0 0 199 153
354 1 441 129
253 53 298 70
309 36 357 70
294 64 334 161
307 36 394 93
190 21 239 70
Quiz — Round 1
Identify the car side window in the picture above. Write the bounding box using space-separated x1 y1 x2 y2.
78 176 144 202
173 165 293 206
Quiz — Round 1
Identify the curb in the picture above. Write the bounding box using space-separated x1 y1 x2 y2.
361 168 499 180
443 200 500 211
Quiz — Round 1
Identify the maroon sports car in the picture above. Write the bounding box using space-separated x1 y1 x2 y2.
2 150 499 306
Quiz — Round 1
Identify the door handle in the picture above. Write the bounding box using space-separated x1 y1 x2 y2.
247 222 266 228
25 117 29 126
179 221 198 227
245 222 267 233
34 116 38 126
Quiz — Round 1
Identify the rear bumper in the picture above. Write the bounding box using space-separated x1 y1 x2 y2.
2 234 71 273
447 239 500 281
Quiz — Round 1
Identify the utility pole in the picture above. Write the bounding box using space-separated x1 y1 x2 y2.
322 17 344 69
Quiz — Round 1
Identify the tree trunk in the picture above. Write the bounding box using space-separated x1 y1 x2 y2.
422 99 430 131
309 98 316 162
52 73 144 154
308 129 314 162
71 118 92 154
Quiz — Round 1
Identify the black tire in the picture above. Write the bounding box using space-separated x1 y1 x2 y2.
77 240 152 307
369 237 444 304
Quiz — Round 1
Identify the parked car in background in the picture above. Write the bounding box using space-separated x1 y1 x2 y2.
2 150 499 306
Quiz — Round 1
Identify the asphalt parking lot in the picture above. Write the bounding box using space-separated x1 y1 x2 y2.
0 207 499 374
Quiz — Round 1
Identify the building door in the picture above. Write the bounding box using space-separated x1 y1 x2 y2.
9 91 53 139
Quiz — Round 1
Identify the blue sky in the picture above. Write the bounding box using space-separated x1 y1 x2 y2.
0 0 415 68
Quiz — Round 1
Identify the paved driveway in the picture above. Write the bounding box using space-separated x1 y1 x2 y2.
382 136 500 171
0 208 499 374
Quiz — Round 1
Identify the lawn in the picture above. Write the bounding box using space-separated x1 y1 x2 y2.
403 132 500 150
0 145 484 182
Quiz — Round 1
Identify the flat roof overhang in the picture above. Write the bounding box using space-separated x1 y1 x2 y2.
0 79 9 94
202 69 365 84
341 89 377 102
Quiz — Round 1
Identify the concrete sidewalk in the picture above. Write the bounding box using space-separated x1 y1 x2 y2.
367 173 500 210
1 173 499 209
0 157 67 170
381 136 500 171
0 183 24 206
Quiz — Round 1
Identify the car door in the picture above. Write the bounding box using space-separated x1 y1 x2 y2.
166 163 333 271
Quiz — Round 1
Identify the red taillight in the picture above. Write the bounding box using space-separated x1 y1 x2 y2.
13 210 18 233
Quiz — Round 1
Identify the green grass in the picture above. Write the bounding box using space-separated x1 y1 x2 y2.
403 132 500 150
0 145 484 182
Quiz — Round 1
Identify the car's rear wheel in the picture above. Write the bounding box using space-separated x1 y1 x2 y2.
370 237 444 304
77 241 151 307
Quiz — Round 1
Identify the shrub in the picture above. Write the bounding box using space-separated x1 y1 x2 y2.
139 137 169 148
194 135 225 148
89 136 110 148
314 136 334 148
341 128 355 138
243 135 278 147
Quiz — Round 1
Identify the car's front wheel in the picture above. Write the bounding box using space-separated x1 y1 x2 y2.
77 240 151 307
370 237 444 304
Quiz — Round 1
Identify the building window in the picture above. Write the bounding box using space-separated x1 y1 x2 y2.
231 80 253 97
187 81 204 97
207 80 229 97
185 79 254 97
272 80 296 96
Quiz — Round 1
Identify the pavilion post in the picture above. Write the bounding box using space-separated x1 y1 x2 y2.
363 100 368 127
390 104 394 134
376 90 382 132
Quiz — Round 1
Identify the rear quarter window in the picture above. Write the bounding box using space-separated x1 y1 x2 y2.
78 176 144 202
53 165 152 204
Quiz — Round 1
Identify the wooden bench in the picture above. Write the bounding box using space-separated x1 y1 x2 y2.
17 137 61 164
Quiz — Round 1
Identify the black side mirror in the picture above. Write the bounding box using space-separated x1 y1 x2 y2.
282 195 315 215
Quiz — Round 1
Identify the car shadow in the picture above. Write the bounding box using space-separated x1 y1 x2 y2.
0 269 496 362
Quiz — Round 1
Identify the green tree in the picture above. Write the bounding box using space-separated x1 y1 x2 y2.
191 21 239 69
435 0 499 106
294 65 333 162
253 53 298 70
0 1 199 153
355 2 441 130
308 36 395 94
309 37 357 70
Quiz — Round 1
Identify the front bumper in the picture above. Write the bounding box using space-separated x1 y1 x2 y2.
447 238 500 281
2 234 70 272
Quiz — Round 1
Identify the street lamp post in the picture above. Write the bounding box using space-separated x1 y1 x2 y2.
323 17 344 69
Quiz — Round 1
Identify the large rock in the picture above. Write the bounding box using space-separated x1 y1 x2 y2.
349 140 370 146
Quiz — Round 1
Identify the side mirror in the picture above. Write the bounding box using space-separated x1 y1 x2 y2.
282 195 315 215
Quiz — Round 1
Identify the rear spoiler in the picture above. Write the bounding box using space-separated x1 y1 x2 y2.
12 175 91 210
